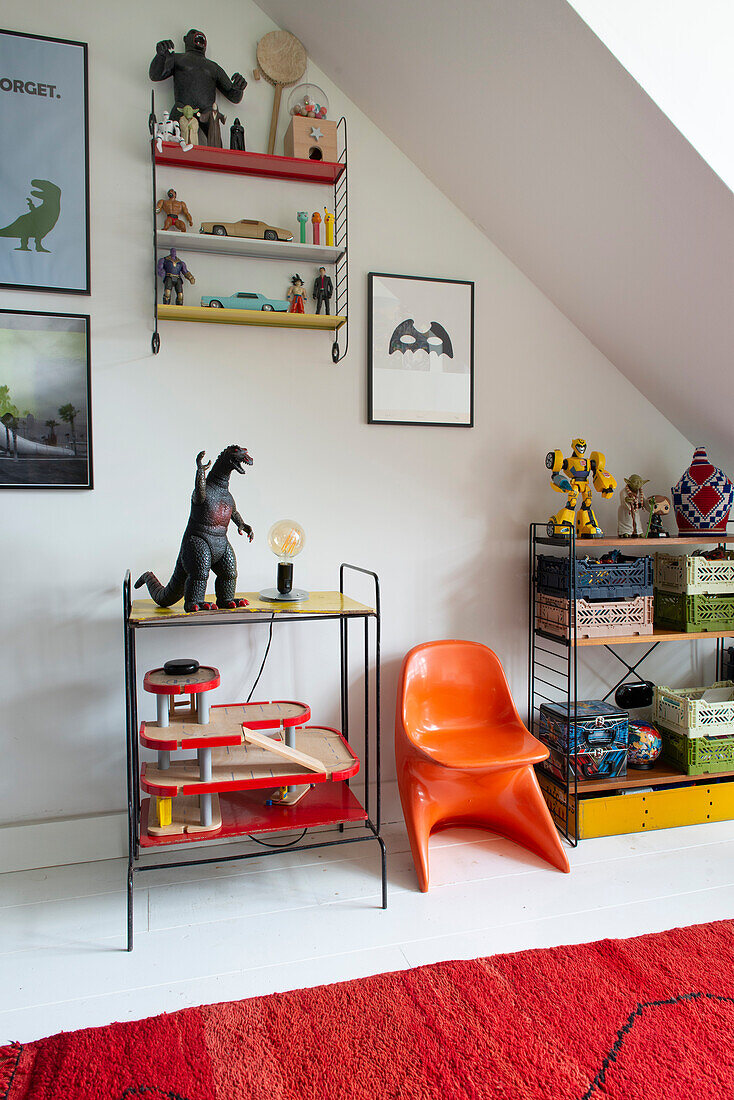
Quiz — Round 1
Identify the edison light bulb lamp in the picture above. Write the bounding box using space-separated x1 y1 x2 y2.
259 520 308 602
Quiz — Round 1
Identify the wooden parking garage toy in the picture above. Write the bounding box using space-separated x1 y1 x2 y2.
140 660 359 837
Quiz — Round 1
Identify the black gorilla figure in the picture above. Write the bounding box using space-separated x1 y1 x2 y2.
149 30 246 146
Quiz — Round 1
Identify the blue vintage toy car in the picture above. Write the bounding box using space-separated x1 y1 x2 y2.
201 291 289 312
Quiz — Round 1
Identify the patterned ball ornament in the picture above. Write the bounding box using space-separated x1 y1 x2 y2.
628 719 662 770
672 447 734 534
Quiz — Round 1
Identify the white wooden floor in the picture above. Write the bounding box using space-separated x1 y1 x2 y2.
3 796 734 1045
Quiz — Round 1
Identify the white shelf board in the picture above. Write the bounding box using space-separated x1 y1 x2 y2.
157 230 344 264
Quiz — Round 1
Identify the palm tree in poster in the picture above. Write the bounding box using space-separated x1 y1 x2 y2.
58 403 79 454
45 418 58 446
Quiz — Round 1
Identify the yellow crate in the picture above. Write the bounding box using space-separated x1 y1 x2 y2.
537 770 734 839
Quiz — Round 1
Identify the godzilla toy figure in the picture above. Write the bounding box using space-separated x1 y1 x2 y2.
135 445 254 613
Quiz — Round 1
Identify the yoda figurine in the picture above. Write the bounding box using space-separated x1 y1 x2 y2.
617 474 650 537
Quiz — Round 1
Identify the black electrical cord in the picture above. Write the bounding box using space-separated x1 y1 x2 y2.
247 828 308 848
245 613 308 848
246 613 275 702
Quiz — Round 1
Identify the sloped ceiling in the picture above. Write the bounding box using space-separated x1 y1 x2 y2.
256 0 734 467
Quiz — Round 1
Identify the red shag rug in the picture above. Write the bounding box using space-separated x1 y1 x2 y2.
4 920 734 1099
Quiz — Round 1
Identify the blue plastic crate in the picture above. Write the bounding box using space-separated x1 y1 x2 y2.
537 553 653 601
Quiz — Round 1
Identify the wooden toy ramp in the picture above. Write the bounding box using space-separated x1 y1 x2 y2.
140 701 311 750
141 727 359 796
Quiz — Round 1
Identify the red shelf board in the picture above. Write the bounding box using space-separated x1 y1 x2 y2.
154 142 345 184
139 782 367 846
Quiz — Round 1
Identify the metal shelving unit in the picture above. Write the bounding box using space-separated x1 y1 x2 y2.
123 564 384 952
528 523 734 844
148 94 349 362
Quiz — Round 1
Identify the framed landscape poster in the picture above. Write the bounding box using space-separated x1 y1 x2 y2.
0 309 93 489
368 273 474 426
0 29 90 294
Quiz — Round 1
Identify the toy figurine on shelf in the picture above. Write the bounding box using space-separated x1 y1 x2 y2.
230 117 245 151
311 210 321 245
154 110 193 153
287 274 307 313
313 267 333 315
297 211 308 244
135 445 254 613
546 438 617 538
646 494 672 537
149 30 246 146
323 206 334 247
157 248 195 305
179 104 201 147
156 189 193 232
617 474 650 538
201 102 226 148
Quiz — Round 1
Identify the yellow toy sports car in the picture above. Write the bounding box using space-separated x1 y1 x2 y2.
199 218 293 241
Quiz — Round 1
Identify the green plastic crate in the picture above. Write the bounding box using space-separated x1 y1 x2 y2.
654 589 734 633
662 725 734 775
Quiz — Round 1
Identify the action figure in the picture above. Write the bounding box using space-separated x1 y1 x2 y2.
617 474 650 537
287 274 307 313
149 29 246 145
157 248 195 305
313 267 333 315
135 446 254 613
154 111 193 152
546 438 617 538
179 104 201 147
156 189 193 232
646 495 672 537
201 102 226 148
230 117 245 151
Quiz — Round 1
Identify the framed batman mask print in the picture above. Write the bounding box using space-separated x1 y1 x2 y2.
368 273 474 426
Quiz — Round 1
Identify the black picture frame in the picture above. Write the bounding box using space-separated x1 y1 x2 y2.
0 307 93 489
368 272 474 427
0 28 90 295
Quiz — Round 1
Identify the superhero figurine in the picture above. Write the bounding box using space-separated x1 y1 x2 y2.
313 267 333 315
546 439 616 538
156 189 193 232
158 248 195 305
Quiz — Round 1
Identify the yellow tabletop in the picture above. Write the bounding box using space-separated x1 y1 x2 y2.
129 590 374 625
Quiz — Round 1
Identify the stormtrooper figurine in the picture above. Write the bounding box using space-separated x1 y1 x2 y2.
155 111 193 153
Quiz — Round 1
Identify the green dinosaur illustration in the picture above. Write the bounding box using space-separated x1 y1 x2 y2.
0 180 61 252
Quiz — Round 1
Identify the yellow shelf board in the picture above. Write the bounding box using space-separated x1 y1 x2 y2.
579 780 734 838
158 304 346 331
130 590 374 625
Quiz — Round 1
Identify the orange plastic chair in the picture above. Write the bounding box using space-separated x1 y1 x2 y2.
395 640 570 890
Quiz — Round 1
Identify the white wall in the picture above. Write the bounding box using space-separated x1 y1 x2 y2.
1 0 695 841
570 0 734 193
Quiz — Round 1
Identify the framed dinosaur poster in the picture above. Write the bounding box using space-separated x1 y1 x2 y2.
0 29 90 294
367 273 474 427
0 308 93 489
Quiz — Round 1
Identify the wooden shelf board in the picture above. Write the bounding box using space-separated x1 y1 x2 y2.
157 229 344 265
539 759 734 795
158 303 346 330
130 590 374 625
538 534 734 551
576 626 734 646
139 782 367 846
154 141 345 184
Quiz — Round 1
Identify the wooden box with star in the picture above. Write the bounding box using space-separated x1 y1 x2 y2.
284 116 339 163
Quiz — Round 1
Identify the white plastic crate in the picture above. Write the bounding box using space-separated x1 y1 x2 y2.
654 681 734 738
536 592 653 640
655 551 734 595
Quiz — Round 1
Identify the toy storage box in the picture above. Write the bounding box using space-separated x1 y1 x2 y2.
662 726 734 775
536 592 653 640
655 551 734 595
537 554 653 601
653 681 734 737
654 589 734 633
539 700 628 781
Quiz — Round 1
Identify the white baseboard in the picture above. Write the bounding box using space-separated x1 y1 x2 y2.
1 782 402 874
0 812 127 874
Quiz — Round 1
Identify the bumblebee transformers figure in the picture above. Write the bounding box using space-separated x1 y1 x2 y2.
546 438 616 538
